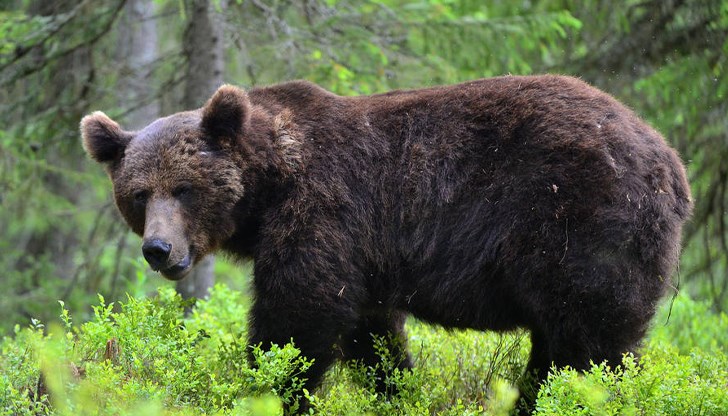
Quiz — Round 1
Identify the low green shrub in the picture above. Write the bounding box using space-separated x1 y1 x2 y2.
0 286 303 415
534 345 728 415
1 287 726 415
535 294 728 415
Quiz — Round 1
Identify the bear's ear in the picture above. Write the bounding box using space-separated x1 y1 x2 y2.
80 111 132 163
201 84 251 144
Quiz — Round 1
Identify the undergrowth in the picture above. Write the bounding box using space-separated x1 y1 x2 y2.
1 285 726 415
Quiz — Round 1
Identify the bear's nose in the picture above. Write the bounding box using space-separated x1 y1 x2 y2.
142 239 171 271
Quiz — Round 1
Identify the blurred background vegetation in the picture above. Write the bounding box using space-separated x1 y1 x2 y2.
0 0 726 334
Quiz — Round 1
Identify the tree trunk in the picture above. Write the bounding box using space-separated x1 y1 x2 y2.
183 0 226 107
118 0 160 130
176 0 227 301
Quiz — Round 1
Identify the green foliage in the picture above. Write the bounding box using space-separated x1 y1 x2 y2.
2 286 725 415
243 343 312 412
0 321 50 416
0 286 304 415
312 328 523 415
650 294 728 355
535 295 728 415
535 346 728 415
226 1 582 94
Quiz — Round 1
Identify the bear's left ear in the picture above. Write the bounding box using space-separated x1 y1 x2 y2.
80 111 132 164
201 84 251 144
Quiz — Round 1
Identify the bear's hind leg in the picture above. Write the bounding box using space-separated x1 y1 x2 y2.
516 329 552 415
544 258 656 374
514 298 649 414
341 310 413 396
516 287 651 414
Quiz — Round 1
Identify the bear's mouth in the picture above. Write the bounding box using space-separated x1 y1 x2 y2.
158 249 194 281
159 256 192 280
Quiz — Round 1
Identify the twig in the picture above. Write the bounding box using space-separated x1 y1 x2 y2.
559 218 569 264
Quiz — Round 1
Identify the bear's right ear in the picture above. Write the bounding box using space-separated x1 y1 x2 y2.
201 84 251 145
80 111 132 164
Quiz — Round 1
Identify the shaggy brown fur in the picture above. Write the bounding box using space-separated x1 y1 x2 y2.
82 75 692 412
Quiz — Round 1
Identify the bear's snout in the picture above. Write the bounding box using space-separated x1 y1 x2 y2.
141 197 194 280
142 238 171 271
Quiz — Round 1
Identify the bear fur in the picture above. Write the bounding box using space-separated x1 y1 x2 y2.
81 75 692 409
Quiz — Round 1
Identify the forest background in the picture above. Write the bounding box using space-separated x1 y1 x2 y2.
1 0 727 415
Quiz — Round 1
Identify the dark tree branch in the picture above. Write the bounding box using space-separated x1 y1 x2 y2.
0 1 87 71
0 0 127 87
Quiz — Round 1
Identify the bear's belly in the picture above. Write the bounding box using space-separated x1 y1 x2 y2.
395 271 526 332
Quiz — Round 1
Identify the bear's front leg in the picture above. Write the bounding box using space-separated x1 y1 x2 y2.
247 294 353 387
247 249 365 413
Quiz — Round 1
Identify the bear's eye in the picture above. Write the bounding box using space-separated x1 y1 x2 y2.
172 183 193 198
132 189 149 204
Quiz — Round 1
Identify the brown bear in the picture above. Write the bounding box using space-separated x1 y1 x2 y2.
81 75 692 411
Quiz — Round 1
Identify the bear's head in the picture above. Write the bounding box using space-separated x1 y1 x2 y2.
81 85 301 280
